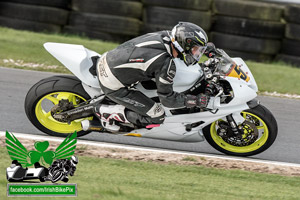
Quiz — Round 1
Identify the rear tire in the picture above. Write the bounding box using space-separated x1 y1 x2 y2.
24 75 92 137
203 104 278 156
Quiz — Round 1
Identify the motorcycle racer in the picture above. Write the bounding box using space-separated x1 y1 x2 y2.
96 22 214 132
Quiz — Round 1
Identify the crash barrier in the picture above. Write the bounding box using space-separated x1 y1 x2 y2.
277 5 300 67
64 0 143 43
0 0 299 66
0 0 70 32
211 0 284 62
142 0 212 34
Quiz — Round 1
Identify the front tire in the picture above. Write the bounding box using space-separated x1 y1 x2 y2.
203 104 278 156
25 75 92 137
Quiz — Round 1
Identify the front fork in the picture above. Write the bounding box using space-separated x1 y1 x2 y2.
226 112 246 135
226 115 240 135
227 98 260 134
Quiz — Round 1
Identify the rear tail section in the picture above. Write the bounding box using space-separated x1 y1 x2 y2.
43 42 101 88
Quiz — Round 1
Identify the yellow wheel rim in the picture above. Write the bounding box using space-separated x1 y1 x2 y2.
35 92 92 134
210 112 269 153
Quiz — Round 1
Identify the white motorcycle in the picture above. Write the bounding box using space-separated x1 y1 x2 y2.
25 42 278 156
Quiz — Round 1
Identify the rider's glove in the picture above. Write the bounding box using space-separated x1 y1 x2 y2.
185 94 209 108
196 94 209 108
185 95 197 108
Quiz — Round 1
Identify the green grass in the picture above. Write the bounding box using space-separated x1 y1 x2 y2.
247 61 300 94
0 27 118 73
1 26 300 95
1 146 300 200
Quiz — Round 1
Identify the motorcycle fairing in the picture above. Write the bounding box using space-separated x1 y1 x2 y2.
43 42 258 143
44 42 101 88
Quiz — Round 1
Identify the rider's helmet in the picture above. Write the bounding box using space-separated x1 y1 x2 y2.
170 22 208 66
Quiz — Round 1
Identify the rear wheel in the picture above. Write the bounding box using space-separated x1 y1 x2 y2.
203 104 277 156
25 75 93 137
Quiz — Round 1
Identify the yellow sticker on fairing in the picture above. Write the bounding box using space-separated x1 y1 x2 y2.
226 64 250 82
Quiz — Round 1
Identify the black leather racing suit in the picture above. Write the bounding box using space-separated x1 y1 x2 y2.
96 31 188 127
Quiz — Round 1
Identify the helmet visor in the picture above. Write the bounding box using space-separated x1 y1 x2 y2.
190 45 207 62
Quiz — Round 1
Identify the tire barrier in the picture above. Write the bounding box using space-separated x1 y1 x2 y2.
211 0 284 62
276 4 300 66
281 39 300 57
65 12 142 42
212 16 284 39
142 0 212 35
143 6 211 32
285 23 300 41
63 26 133 43
222 49 273 62
0 0 299 66
213 0 283 21
0 16 61 32
0 1 69 33
142 0 212 11
65 0 143 42
276 54 300 68
72 0 142 19
0 0 70 9
211 32 281 55
285 4 300 24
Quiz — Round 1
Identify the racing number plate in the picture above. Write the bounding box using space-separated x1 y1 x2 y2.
226 64 250 82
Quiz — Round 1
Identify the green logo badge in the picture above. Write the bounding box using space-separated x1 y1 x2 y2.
6 131 77 167
6 131 78 183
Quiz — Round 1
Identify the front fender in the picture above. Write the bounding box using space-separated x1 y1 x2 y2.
247 98 260 109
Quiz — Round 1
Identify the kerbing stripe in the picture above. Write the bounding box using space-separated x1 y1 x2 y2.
135 41 161 47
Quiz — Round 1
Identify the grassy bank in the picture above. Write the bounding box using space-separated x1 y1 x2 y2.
1 146 300 200
0 27 118 73
1 27 300 94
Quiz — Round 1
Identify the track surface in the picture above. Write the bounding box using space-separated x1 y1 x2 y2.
1 67 300 163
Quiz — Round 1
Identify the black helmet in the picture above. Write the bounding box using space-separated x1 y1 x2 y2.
170 22 208 66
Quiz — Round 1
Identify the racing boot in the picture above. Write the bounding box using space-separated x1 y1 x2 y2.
94 104 130 132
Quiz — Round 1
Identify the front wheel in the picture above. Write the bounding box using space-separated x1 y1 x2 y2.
203 104 278 156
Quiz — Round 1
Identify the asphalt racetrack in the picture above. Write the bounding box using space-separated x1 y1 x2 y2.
1 67 300 164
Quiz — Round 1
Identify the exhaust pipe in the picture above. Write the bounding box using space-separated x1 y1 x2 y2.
81 120 104 132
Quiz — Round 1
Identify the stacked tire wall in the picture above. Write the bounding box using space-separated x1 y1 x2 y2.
211 0 284 62
277 5 300 66
142 0 212 34
0 0 299 66
65 0 143 43
0 0 70 33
